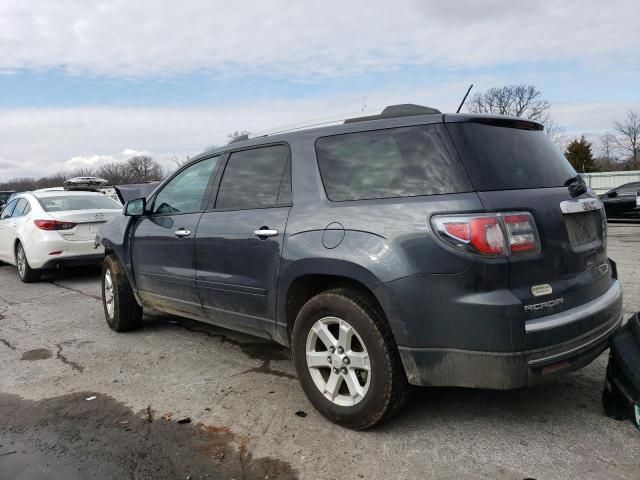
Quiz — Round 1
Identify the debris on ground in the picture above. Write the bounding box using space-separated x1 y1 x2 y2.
295 411 307 418
161 412 173 421
177 417 192 424
85 396 97 401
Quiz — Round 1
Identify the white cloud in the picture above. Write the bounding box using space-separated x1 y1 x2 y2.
65 154 117 167
121 149 151 157
0 0 637 78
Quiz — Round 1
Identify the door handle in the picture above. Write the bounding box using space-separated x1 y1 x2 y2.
174 228 191 238
253 228 278 238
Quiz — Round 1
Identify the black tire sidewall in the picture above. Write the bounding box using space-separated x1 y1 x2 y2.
292 291 395 428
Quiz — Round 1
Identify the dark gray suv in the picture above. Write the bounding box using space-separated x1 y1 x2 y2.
97 105 623 429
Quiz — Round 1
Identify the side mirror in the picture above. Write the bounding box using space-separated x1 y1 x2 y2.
607 191 618 198
124 197 146 216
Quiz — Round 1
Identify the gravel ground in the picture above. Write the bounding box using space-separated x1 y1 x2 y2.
0 223 638 480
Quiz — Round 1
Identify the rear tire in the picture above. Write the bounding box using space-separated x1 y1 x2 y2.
15 242 41 283
102 254 142 332
292 288 407 430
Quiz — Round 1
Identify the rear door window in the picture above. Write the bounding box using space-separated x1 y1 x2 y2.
216 145 290 210
315 124 471 201
446 122 576 191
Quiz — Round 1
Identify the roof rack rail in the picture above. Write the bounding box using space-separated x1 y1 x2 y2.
229 133 250 144
248 104 441 140
344 104 441 123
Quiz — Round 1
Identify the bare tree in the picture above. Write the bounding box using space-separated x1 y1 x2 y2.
468 84 551 122
543 117 566 150
0 177 37 191
169 152 190 169
37 173 68 189
70 167 96 178
613 110 640 166
226 130 250 145
594 133 619 170
126 156 163 183
97 162 130 185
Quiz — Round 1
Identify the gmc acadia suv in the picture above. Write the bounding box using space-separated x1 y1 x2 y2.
97 104 623 429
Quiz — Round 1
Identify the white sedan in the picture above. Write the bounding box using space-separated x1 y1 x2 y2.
0 190 122 282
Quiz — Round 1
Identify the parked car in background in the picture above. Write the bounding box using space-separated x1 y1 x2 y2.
599 182 640 219
0 184 122 282
97 105 622 429
0 191 16 209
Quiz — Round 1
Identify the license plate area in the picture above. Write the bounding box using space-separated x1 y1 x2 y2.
564 211 601 251
560 198 604 252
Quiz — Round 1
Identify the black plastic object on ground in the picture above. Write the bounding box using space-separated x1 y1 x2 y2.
603 313 640 430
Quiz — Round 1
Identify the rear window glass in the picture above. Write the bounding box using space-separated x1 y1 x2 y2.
447 123 576 191
39 195 122 212
315 125 471 201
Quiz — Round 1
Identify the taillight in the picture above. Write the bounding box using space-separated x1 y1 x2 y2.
432 212 539 257
34 219 77 230
502 214 537 253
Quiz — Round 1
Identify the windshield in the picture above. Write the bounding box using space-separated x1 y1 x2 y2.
447 122 576 191
38 195 122 212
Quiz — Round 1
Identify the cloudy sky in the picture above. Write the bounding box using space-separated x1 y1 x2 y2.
1 0 639 179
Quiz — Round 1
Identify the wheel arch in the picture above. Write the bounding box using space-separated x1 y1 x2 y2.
277 258 390 346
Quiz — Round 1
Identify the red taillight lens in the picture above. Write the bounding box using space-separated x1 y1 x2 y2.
443 222 470 242
34 219 77 230
432 212 539 257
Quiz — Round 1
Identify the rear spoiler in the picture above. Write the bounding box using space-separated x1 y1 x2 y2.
444 114 544 131
114 182 160 204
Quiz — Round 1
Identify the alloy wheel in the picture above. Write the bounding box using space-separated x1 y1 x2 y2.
16 245 26 278
305 316 371 407
104 268 115 319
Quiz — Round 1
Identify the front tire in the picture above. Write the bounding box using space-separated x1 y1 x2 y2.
292 288 407 430
102 254 142 332
15 242 40 283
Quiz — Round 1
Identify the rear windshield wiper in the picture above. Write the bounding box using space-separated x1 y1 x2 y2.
564 176 587 197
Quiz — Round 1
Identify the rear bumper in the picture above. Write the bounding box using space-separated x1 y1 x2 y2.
398 280 623 389
39 254 104 269
28 236 104 269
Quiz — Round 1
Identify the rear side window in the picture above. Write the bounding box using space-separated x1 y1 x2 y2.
39 195 122 212
447 123 576 191
616 183 640 195
12 199 30 217
315 124 471 201
216 145 289 210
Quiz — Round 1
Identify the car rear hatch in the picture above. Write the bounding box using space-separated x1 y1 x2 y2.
35 194 123 242
50 209 121 241
445 115 615 347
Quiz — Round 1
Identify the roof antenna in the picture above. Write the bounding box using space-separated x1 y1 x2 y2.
456 84 474 113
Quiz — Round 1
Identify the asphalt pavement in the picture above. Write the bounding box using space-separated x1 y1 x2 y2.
0 224 639 479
